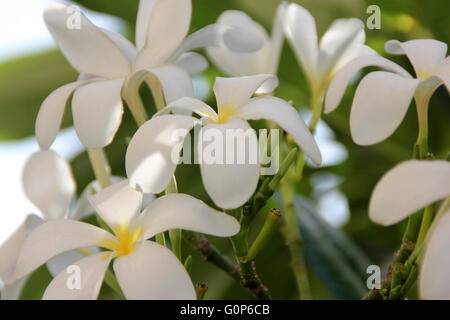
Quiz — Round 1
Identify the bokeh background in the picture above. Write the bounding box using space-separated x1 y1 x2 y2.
0 0 449 299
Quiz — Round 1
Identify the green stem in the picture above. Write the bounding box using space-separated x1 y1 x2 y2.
280 180 311 300
87 148 111 189
183 231 239 282
415 204 436 247
247 208 281 261
169 229 182 260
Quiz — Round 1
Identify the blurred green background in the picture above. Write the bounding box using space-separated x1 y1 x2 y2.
1 0 449 300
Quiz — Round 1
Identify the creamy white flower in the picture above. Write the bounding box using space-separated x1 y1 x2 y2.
37 0 263 150
368 160 450 299
206 2 287 94
369 160 450 226
283 3 367 97
125 75 321 209
0 150 78 299
325 39 450 145
13 180 240 300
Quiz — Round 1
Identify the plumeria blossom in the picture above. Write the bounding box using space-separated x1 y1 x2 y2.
206 2 288 94
13 180 240 300
0 150 79 299
36 0 263 150
125 75 321 209
368 160 450 299
325 39 450 145
283 3 367 104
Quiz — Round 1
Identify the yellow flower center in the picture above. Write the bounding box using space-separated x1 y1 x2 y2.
417 71 430 81
101 225 143 257
214 105 240 124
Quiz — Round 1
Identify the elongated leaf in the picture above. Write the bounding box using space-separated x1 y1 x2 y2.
294 196 368 299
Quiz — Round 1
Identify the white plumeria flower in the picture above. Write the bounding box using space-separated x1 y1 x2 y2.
369 160 450 226
125 75 322 209
206 2 288 94
0 150 80 299
325 39 450 145
283 3 367 99
13 180 240 300
37 0 262 150
367 160 450 299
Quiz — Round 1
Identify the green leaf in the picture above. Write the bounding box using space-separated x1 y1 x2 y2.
294 195 368 299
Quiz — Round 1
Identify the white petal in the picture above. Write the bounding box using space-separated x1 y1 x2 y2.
205 11 272 78
240 96 322 165
268 2 288 74
133 0 191 70
175 52 209 75
199 119 260 209
44 2 130 78
385 39 448 76
317 18 365 80
157 97 218 121
172 22 264 62
0 214 43 284
135 0 157 51
324 55 412 113
369 160 450 226
101 28 137 64
214 75 278 110
72 78 124 148
36 80 90 150
420 206 450 300
88 180 143 230
146 65 194 104
14 220 114 280
138 193 240 239
71 176 124 221
436 56 450 76
47 250 88 277
22 150 76 220
1 278 27 300
350 71 419 145
283 3 318 81
114 241 195 300
127 65 194 107
126 115 199 194
43 252 112 300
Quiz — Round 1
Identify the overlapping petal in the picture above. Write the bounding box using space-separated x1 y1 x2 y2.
199 119 260 209
43 2 130 78
369 160 450 226
385 39 448 76
22 150 76 220
0 215 43 284
35 80 91 150
88 180 143 230
138 193 240 239
14 220 114 280
317 18 365 80
157 97 218 121
283 3 318 81
350 71 420 145
240 96 322 164
114 241 195 300
126 115 199 194
43 252 113 300
420 206 450 300
133 0 191 70
72 78 124 148
175 52 209 75
324 55 412 113
213 75 278 110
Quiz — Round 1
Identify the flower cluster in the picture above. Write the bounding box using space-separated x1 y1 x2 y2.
0 0 449 300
